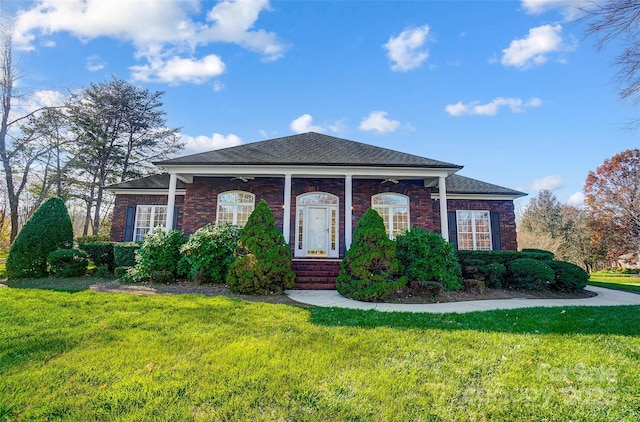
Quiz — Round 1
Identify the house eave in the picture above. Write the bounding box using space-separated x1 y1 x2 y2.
432 193 527 200
105 189 187 196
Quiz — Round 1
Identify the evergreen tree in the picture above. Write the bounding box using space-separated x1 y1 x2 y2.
6 197 73 279
227 200 295 294
336 208 406 301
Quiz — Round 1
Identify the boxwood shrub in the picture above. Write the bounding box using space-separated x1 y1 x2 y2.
545 260 588 292
47 249 89 277
479 262 507 288
78 241 115 271
396 227 462 291
506 258 555 290
114 243 141 268
522 248 555 261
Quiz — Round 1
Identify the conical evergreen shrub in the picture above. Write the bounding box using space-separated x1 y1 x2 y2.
6 197 74 279
336 208 406 301
227 200 295 294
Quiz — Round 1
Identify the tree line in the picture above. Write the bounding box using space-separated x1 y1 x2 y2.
1 37 182 242
519 149 640 271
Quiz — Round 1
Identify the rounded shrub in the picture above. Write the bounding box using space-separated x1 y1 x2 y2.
521 248 555 261
336 208 406 301
227 200 295 294
506 258 555 290
545 260 588 292
479 262 506 288
178 223 242 283
47 249 89 277
396 227 462 291
6 197 74 279
122 229 184 283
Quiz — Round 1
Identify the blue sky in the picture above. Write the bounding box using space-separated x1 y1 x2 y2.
8 0 639 209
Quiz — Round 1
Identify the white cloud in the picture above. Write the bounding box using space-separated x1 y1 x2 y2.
529 175 564 191
521 0 586 19
13 0 285 84
131 54 225 84
290 114 324 134
86 55 106 72
383 24 431 71
445 97 542 117
501 24 567 69
213 80 225 92
180 133 242 155
567 191 585 206
359 111 401 133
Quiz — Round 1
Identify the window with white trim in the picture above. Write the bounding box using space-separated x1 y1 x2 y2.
456 210 492 250
372 193 410 239
216 191 255 226
134 205 167 241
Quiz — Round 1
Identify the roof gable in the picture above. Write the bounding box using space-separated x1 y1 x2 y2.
155 132 461 169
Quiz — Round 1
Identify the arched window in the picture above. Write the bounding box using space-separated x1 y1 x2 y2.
216 191 255 226
295 192 339 257
372 193 410 239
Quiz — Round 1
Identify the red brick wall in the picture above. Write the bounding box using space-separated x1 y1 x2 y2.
110 177 519 251
431 198 518 251
109 194 185 242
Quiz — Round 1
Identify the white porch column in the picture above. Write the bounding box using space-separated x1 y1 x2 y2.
165 173 177 231
438 175 449 242
345 174 353 250
282 173 292 243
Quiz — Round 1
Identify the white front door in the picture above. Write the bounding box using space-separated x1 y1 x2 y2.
295 192 339 258
307 206 329 255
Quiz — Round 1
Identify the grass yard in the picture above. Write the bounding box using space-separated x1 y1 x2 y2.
1 287 639 421
589 272 640 293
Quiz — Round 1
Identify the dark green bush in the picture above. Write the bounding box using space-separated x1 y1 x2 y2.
123 230 184 283
76 234 110 243
522 248 555 261
227 200 295 294
506 258 555 290
78 241 115 271
479 262 506 288
460 258 486 279
336 209 406 301
47 249 89 277
396 227 462 291
178 224 242 283
6 197 74 279
545 260 588 292
456 250 523 267
114 243 141 267
114 266 131 278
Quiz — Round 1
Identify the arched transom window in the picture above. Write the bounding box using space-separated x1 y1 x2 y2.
216 191 255 226
372 193 410 239
295 192 339 257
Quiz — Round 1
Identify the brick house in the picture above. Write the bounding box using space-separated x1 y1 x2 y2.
107 132 526 288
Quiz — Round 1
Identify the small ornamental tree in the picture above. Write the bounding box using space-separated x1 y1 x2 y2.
226 200 295 294
336 208 406 301
6 197 74 279
396 228 462 291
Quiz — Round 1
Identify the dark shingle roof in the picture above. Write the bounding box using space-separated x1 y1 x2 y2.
106 173 187 190
155 132 462 169
440 174 526 197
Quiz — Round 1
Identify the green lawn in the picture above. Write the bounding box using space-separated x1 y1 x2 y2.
589 272 640 293
1 287 639 421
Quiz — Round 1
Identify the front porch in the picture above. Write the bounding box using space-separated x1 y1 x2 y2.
291 258 341 290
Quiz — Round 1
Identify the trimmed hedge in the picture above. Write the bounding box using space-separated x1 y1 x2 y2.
6 197 74 279
506 258 555 290
522 248 555 261
78 241 115 271
114 243 141 268
396 228 462 291
47 249 89 277
545 260 589 292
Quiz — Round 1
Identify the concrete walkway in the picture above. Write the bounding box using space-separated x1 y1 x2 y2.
285 286 640 313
